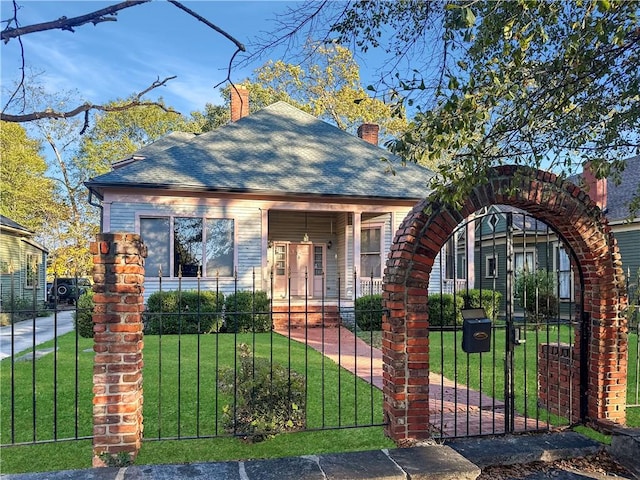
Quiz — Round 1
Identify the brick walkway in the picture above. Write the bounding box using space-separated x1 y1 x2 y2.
275 326 544 438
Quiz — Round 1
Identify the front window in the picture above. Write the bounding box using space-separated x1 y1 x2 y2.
556 245 572 300
360 227 382 278
515 251 535 276
485 255 498 278
26 253 38 288
141 216 234 278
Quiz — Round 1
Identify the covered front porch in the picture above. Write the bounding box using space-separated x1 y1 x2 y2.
264 209 394 303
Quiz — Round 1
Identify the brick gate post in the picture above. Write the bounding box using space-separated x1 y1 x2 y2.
90 233 146 467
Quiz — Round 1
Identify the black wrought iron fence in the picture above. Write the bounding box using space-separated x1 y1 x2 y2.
141 269 385 442
0 272 94 446
0 267 385 446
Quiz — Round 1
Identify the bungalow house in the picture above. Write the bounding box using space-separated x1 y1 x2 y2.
0 215 48 308
85 88 445 321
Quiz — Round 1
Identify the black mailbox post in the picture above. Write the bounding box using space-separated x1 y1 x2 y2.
462 308 492 353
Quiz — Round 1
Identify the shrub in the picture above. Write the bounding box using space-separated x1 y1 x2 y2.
74 291 95 338
144 290 224 335
428 293 464 326
224 290 271 333
219 343 305 442
515 269 558 322
462 289 502 320
0 298 49 325
355 294 383 331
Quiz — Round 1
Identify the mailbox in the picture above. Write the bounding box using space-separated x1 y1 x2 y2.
461 308 492 353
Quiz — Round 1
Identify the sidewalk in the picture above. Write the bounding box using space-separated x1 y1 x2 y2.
0 310 74 361
2 431 629 480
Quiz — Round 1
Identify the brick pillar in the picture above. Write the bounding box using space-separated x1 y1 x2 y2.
538 343 580 422
90 233 146 467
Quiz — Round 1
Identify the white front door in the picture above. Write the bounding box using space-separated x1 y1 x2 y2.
289 243 312 296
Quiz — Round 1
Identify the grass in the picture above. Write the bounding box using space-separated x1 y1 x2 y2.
2 326 638 474
357 325 640 429
1 330 390 473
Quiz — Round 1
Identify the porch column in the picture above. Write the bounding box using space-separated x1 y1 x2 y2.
260 208 269 291
466 214 475 288
353 212 361 299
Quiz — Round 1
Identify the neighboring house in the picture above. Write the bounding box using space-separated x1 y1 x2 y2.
0 215 48 307
588 155 640 291
465 157 640 318
85 88 443 313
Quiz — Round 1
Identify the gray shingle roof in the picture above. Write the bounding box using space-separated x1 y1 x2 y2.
86 102 434 200
0 214 32 235
568 156 640 221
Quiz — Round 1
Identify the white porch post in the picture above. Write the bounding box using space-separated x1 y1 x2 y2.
353 212 361 299
261 208 269 291
466 214 475 288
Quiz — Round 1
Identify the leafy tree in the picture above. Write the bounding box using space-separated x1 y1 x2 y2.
77 98 200 166
0 121 57 231
199 43 407 140
271 1 640 209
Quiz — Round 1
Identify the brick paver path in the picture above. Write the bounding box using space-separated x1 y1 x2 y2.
275 325 545 437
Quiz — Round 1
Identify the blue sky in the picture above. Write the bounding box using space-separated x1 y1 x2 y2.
1 1 345 116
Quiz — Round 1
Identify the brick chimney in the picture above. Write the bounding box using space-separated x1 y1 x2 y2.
582 161 608 211
230 85 249 122
357 123 379 146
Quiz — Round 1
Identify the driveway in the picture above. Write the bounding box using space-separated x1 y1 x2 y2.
0 309 75 361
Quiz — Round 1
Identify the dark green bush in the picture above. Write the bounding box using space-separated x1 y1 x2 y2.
428 293 464 326
515 270 558 322
462 289 503 320
219 343 305 442
355 294 383 331
0 297 49 325
74 291 95 338
224 290 271 333
144 290 224 335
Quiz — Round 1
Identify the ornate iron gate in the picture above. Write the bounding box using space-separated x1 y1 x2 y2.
428 209 584 438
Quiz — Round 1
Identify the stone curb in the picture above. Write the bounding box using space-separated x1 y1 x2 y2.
0 431 608 480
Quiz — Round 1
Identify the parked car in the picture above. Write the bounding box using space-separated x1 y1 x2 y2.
48 277 91 305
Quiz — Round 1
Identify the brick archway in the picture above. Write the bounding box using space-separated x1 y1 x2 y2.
382 165 628 442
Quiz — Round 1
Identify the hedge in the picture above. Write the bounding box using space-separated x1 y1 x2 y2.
224 290 271 333
355 294 383 331
144 290 224 334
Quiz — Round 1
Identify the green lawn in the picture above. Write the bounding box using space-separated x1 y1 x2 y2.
1 331 383 445
358 326 640 428
1 330 390 473
2 327 638 474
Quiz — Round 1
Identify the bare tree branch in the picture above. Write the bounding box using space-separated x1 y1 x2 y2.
1 0 149 43
0 76 179 129
167 0 245 52
2 1 249 127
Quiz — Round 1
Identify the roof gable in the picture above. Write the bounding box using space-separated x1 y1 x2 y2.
87 102 434 200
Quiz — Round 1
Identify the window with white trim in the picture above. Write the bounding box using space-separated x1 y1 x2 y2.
25 253 38 288
140 216 234 278
555 244 572 300
360 226 382 278
514 251 535 276
485 254 498 278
